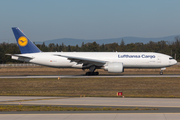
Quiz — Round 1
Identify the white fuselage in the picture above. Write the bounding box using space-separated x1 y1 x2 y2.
12 52 177 69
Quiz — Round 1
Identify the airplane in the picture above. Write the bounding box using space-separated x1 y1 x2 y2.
7 27 177 75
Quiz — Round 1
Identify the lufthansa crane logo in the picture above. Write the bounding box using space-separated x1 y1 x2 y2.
18 36 28 47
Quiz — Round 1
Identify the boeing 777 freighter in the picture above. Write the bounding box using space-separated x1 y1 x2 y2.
7 27 177 75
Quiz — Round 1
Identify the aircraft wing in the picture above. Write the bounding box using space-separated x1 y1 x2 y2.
54 54 106 67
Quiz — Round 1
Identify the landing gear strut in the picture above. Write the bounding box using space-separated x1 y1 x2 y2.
85 66 99 76
159 68 166 75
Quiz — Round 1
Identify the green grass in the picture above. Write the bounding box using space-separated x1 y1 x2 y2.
0 105 158 111
0 78 180 97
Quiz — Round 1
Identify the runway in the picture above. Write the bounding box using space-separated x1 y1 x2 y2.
1 96 180 120
1 97 180 108
0 74 180 78
1 113 180 120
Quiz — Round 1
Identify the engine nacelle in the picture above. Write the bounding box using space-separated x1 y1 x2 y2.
104 62 124 73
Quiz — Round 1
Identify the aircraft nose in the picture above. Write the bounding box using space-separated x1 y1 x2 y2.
169 59 177 65
174 59 177 65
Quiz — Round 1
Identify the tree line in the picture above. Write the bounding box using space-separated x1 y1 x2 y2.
1 37 180 63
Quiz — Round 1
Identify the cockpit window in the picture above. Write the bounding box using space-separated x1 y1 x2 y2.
169 57 174 60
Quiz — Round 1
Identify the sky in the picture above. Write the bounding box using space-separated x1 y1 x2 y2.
1 0 180 43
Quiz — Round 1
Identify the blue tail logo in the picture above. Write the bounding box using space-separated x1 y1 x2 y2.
12 27 41 54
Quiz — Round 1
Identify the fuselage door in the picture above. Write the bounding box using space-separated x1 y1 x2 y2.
157 56 161 63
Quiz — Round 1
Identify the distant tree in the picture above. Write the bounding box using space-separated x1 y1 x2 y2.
40 42 48 52
120 39 125 47
100 43 105 51
119 39 125 51
81 42 85 51
135 42 144 52
67 45 71 52
48 43 55 52
88 42 100 52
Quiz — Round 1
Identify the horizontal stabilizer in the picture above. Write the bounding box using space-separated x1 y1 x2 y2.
6 54 34 59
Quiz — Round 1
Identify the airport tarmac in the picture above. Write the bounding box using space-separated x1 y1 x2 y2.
1 113 180 120
1 97 180 108
0 74 180 78
1 96 180 119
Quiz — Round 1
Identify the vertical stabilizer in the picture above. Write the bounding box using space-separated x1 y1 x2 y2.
12 27 41 54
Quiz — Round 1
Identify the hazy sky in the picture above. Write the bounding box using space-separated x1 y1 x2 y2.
1 0 180 43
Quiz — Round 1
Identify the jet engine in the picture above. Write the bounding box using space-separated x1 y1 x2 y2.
104 62 124 73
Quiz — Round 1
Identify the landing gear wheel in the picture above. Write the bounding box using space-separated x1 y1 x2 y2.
86 72 99 76
94 72 99 75
160 71 163 75
85 72 88 75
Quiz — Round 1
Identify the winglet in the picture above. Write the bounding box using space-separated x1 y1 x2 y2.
12 27 41 54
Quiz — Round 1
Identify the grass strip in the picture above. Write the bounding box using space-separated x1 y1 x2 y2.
0 77 180 97
0 105 158 111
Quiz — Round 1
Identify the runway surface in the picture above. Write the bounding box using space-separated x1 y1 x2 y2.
1 113 180 120
0 74 180 78
1 97 180 108
1 96 180 120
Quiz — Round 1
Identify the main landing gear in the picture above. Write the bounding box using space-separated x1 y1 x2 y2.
86 72 99 75
160 68 166 75
85 66 99 76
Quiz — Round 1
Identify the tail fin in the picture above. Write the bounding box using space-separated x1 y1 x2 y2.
12 27 41 54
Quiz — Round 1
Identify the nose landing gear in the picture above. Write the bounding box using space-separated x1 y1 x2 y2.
160 68 166 75
160 71 163 75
